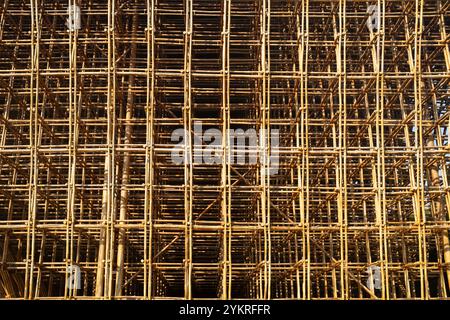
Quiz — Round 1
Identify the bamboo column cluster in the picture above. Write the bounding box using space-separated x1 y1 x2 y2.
0 0 449 299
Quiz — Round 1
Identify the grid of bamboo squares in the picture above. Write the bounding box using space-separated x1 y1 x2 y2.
0 0 449 299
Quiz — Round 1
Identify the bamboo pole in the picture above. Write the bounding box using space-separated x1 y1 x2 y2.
0 0 448 300
115 1 138 297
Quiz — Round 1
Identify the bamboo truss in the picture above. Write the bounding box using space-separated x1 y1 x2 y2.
0 0 449 300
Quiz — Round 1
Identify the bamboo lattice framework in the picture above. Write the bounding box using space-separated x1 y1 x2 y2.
0 0 449 300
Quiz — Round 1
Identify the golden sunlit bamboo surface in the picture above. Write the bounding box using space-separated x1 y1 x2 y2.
0 0 449 299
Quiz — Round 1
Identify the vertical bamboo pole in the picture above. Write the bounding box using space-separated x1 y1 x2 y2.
24 0 40 300
96 0 116 298
183 0 193 300
145 0 156 299
220 0 232 300
115 1 138 297
414 0 427 299
66 0 79 300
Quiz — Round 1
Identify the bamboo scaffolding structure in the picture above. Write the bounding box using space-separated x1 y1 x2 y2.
0 0 449 300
